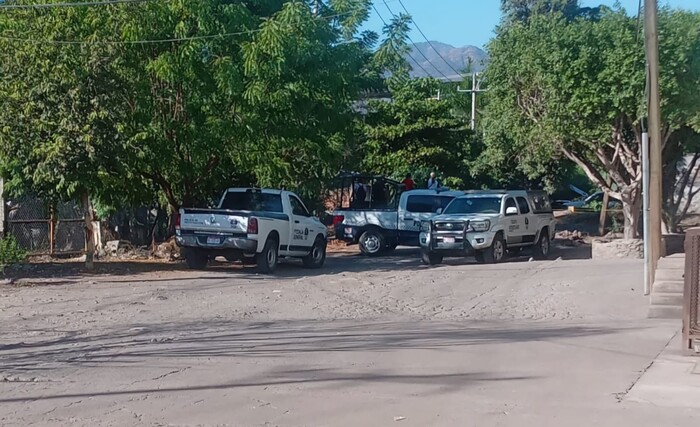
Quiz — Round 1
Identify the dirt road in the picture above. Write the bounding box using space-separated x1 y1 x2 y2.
0 248 694 426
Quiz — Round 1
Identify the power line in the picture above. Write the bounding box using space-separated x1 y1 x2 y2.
380 0 455 82
371 3 433 79
395 0 465 79
0 9 357 45
0 0 153 9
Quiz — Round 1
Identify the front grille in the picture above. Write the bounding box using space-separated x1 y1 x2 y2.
434 222 467 231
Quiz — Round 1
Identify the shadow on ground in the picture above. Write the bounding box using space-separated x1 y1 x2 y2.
3 241 592 287
0 318 632 374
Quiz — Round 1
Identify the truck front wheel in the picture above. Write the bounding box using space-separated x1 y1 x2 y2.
184 248 208 270
421 249 443 265
256 236 279 274
477 233 506 264
303 236 327 269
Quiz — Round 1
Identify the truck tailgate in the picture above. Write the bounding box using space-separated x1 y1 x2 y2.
180 208 249 234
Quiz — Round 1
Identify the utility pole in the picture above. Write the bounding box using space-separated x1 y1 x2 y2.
457 73 486 130
644 0 663 286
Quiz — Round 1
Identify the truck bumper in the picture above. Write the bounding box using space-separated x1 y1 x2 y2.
420 231 494 253
176 234 258 252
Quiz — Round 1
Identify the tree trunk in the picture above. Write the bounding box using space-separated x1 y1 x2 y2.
620 194 642 240
167 204 179 238
82 191 95 270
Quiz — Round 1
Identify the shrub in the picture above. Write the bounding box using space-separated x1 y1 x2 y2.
0 235 27 272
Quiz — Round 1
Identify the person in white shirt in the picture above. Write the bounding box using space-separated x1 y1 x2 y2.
427 172 440 190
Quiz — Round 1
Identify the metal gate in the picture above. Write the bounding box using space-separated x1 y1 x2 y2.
6 197 85 255
683 228 700 354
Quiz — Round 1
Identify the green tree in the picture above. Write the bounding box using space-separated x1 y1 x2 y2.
0 0 374 217
483 4 700 238
360 78 476 188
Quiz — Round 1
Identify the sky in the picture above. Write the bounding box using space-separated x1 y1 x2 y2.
364 0 700 49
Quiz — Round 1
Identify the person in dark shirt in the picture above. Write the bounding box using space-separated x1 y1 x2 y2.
402 174 415 191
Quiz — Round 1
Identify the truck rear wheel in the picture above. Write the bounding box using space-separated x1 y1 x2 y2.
532 229 551 260
256 236 279 274
303 236 327 269
359 229 385 257
421 249 443 266
184 248 208 270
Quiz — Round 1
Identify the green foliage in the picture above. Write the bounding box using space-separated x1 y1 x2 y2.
359 78 476 189
0 0 374 213
0 236 27 272
482 3 700 237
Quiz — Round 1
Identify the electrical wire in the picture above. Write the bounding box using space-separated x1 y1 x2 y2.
380 0 455 82
395 0 465 79
371 3 433 79
0 0 153 9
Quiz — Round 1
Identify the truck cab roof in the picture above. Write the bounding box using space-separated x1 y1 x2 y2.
403 189 464 197
225 188 285 195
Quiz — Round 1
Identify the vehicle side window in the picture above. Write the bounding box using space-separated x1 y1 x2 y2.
516 197 530 214
406 195 434 213
529 192 553 213
289 196 309 217
221 192 283 212
504 197 518 214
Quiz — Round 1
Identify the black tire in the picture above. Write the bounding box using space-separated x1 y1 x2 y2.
256 236 279 274
184 248 208 270
532 229 551 260
359 229 386 257
421 249 443 265
303 236 327 269
477 233 506 264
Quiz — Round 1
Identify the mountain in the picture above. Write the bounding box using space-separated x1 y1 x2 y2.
406 41 488 80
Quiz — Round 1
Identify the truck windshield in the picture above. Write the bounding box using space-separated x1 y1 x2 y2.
220 192 284 213
444 197 501 214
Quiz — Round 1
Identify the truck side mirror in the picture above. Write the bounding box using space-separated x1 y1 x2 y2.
505 207 518 216
436 208 443 214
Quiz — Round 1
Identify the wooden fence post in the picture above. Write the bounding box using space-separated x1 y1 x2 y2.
49 207 55 256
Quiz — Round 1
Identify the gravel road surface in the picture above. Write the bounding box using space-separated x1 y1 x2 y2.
0 248 694 426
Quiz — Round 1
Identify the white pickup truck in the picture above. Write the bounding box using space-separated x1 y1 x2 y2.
333 189 463 256
419 190 556 265
176 188 327 273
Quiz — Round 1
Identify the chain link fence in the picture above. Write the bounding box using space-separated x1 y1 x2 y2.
54 201 85 254
5 196 85 255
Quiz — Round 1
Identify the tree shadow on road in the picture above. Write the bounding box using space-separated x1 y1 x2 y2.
0 368 536 403
0 318 638 374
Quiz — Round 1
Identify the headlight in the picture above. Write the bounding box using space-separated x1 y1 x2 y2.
470 220 490 232
420 221 431 232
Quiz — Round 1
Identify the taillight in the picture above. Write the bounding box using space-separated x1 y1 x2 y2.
332 215 345 226
175 213 181 230
247 217 258 234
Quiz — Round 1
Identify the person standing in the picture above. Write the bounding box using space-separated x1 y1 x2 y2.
402 173 415 191
427 172 440 190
